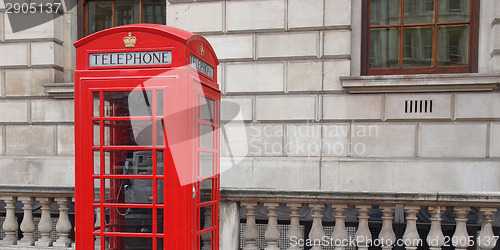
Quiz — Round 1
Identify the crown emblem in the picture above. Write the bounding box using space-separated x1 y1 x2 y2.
200 45 205 57
123 32 137 48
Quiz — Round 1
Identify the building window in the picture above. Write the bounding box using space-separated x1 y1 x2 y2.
80 0 166 37
361 0 479 75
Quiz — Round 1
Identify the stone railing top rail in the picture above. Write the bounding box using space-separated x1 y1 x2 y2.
220 188 500 207
0 185 74 198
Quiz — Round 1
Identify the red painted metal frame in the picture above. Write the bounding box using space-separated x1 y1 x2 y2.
75 24 220 250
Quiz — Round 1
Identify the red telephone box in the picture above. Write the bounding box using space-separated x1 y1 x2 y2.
74 24 220 250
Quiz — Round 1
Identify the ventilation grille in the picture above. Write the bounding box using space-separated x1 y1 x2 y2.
405 100 433 113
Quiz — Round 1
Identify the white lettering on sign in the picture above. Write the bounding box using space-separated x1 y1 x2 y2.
190 54 214 79
89 51 172 67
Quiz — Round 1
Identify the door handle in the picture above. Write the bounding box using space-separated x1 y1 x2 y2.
192 185 196 199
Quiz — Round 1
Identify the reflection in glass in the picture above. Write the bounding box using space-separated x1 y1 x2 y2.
370 0 400 26
200 205 212 230
156 120 164 146
157 209 164 234
200 152 213 176
103 120 153 146
93 122 100 146
114 1 140 27
199 231 212 250
403 27 434 67
88 1 112 34
142 0 166 24
437 25 469 66
200 179 212 204
200 125 214 149
93 92 100 117
370 28 400 68
404 0 434 24
438 0 469 22
103 91 153 117
200 97 214 122
156 90 163 116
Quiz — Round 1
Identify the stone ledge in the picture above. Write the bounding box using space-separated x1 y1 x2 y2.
341 73 500 93
43 82 74 99
0 184 74 197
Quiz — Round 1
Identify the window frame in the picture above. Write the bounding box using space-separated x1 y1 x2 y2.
361 0 480 75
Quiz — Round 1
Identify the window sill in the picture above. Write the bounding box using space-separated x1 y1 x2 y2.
341 73 500 93
43 82 75 99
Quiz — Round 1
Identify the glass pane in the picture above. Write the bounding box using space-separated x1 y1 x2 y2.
370 0 400 26
403 26 434 67
156 120 164 146
93 122 100 146
200 125 213 149
103 91 153 117
404 0 434 24
101 178 152 204
369 28 400 68
93 179 100 202
104 235 153 249
200 96 214 122
156 90 163 116
200 152 213 176
93 92 100 117
437 25 469 66
438 0 469 22
103 120 153 146
200 179 212 204
199 231 212 250
88 1 112 34
114 1 140 27
93 150 101 175
101 150 154 175
142 0 166 24
157 238 164 250
200 205 212 230
157 209 164 233
157 179 164 204
157 150 164 175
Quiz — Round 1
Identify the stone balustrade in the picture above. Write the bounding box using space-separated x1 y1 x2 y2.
0 185 74 250
220 188 500 250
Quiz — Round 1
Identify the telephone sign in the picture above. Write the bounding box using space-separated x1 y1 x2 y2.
74 24 220 250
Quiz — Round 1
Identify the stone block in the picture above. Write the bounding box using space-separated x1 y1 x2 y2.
385 93 452 120
204 34 254 60
323 94 383 120
253 158 320 190
256 95 316 121
320 160 339 190
337 160 500 192
57 125 74 155
0 70 3 96
323 59 351 91
0 0 4 9
0 158 44 184
226 0 285 31
322 124 350 157
0 100 28 122
225 62 284 93
324 30 351 56
0 12 4 42
256 32 319 59
4 12 63 41
352 123 416 157
286 60 322 92
455 93 500 119
31 41 63 67
221 124 251 157
220 158 253 188
494 24 500 51
0 43 28 66
31 99 74 122
221 96 252 121
42 158 74 185
419 123 487 157
246 124 284 156
285 124 321 157
288 0 323 29
0 125 3 154
5 68 60 96
491 123 500 157
6 125 55 155
166 2 223 33
325 0 351 26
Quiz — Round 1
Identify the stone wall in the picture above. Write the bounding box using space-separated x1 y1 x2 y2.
166 0 500 192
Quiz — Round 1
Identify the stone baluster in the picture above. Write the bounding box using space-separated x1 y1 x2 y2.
355 205 372 250
379 205 396 250
402 206 420 250
478 208 498 250
242 202 259 250
452 207 471 250
18 197 36 246
331 204 349 250
309 204 325 250
1 196 18 246
287 203 303 250
426 206 445 250
35 198 54 247
201 207 212 250
264 203 280 250
53 197 73 247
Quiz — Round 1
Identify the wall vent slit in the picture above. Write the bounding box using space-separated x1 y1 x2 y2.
404 99 433 114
